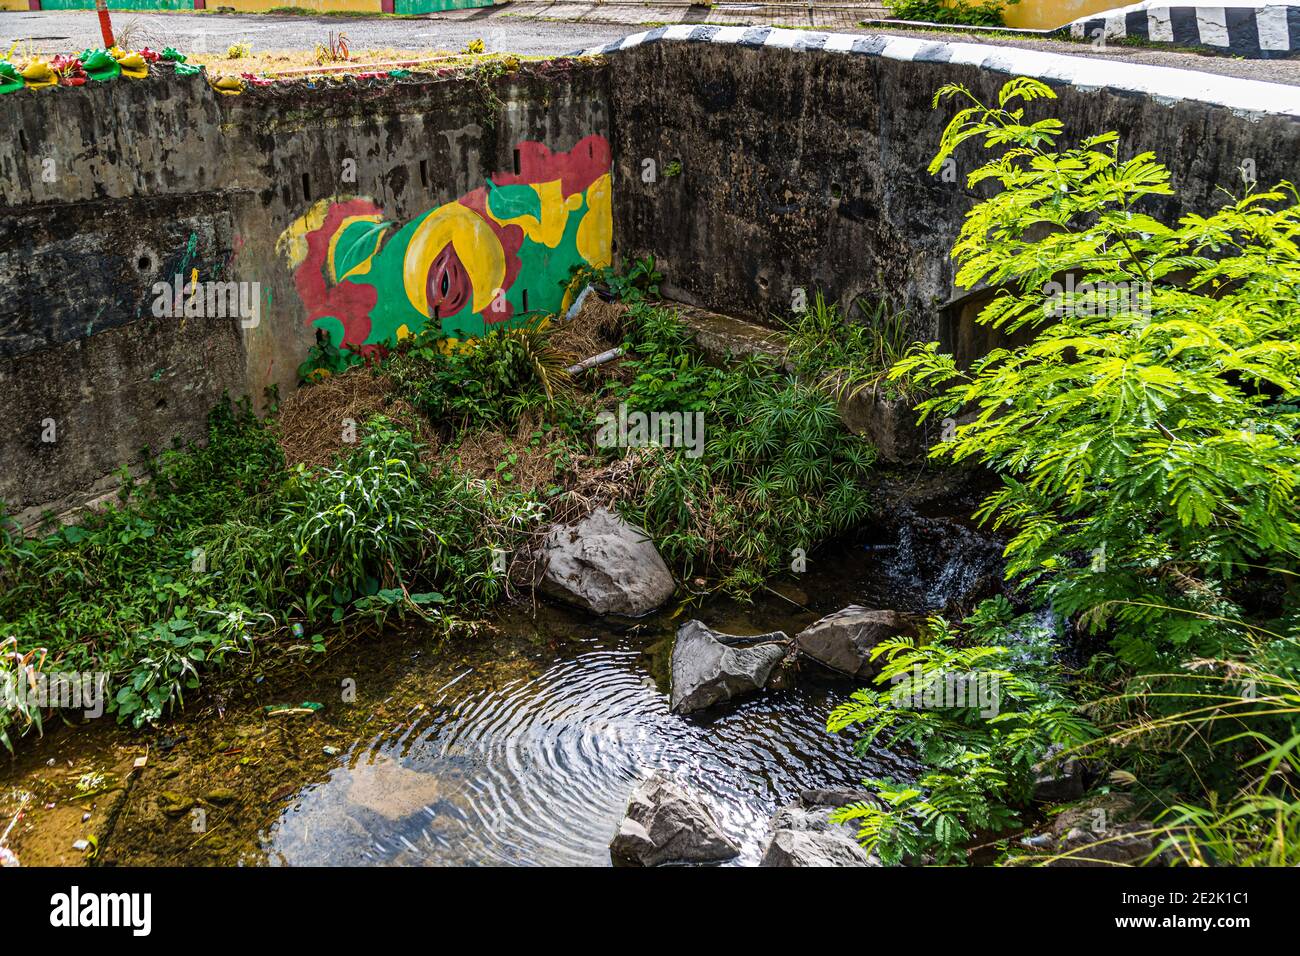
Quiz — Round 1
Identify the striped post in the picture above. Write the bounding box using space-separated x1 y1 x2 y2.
94 0 116 49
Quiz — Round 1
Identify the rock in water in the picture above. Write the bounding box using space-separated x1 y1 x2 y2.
794 606 923 679
760 793 880 867
761 828 878 867
610 771 739 866
535 508 675 616
670 620 790 714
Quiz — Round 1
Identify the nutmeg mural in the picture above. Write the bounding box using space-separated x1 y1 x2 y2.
277 134 613 356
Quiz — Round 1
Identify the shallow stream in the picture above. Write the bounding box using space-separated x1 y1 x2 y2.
1 509 1004 867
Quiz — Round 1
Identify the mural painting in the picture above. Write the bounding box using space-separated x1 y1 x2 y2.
278 135 612 357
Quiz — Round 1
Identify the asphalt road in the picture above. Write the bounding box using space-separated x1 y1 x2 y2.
0 10 630 57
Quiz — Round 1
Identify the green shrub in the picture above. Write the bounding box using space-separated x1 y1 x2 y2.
884 0 1016 28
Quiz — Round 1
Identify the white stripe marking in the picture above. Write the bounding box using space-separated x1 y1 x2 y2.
1196 7 1230 47
1147 8 1175 43
1257 5 1291 50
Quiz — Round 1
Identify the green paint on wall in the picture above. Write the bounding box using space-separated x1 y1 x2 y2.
39 0 195 8
394 0 492 13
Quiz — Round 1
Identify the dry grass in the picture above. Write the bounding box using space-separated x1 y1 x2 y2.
189 47 444 77
549 295 625 361
274 368 437 470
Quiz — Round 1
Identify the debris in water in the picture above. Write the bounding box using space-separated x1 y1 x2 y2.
264 702 324 717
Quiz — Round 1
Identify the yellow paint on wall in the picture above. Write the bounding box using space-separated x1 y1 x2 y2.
576 173 612 270
1001 0 1118 30
404 203 505 316
0 0 29 10
215 0 381 12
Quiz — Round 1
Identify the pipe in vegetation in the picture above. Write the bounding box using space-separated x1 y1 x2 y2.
565 347 624 375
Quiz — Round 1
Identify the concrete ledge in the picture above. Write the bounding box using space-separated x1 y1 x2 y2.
575 25 1300 117
1069 2 1300 59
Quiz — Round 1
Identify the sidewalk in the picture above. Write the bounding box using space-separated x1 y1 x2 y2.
433 0 1300 84
468 0 890 31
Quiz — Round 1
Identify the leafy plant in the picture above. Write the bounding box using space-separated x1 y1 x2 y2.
829 602 1095 864
884 0 1017 27
830 76 1300 865
615 306 877 586
389 318 570 430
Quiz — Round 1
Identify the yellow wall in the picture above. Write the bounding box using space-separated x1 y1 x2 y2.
0 0 29 9
214 0 381 11
1001 0 1121 30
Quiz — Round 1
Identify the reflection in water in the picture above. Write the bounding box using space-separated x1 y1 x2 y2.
267 631 900 866
265 518 1002 867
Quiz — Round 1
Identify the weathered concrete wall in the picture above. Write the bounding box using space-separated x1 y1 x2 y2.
8 29 1300 520
605 30 1300 353
0 61 610 524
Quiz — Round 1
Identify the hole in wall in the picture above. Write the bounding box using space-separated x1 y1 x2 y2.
18 128 26 152
513 148 521 176
830 182 842 200
419 159 429 188
133 245 157 274
302 172 312 201
521 288 529 313
757 274 770 291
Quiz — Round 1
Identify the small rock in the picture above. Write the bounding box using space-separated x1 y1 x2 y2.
71 839 89 851
610 771 739 866
761 828 878 867
204 788 238 806
669 620 790 714
1032 744 1085 803
160 791 194 817
532 508 676 616
323 745 340 756
795 606 923 679
760 795 880 867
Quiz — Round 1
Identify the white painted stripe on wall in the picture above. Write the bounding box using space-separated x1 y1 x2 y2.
580 28 1300 118
1257 5 1291 49
876 35 931 61
1195 7 1231 46
764 28 802 49
1147 8 1175 42
711 26 749 44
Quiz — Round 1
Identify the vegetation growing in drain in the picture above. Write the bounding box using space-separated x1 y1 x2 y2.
828 77 1300 866
0 256 878 747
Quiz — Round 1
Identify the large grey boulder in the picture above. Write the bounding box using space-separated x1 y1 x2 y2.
670 620 790 714
760 792 880 867
535 508 675 616
610 771 739 866
795 606 923 679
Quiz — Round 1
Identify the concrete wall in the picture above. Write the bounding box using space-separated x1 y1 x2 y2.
0 61 609 524
6 28 1300 521
603 29 1300 353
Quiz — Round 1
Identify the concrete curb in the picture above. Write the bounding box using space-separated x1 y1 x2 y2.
1068 2 1300 58
572 24 1300 116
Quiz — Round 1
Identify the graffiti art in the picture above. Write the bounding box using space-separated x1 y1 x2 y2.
278 135 612 356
